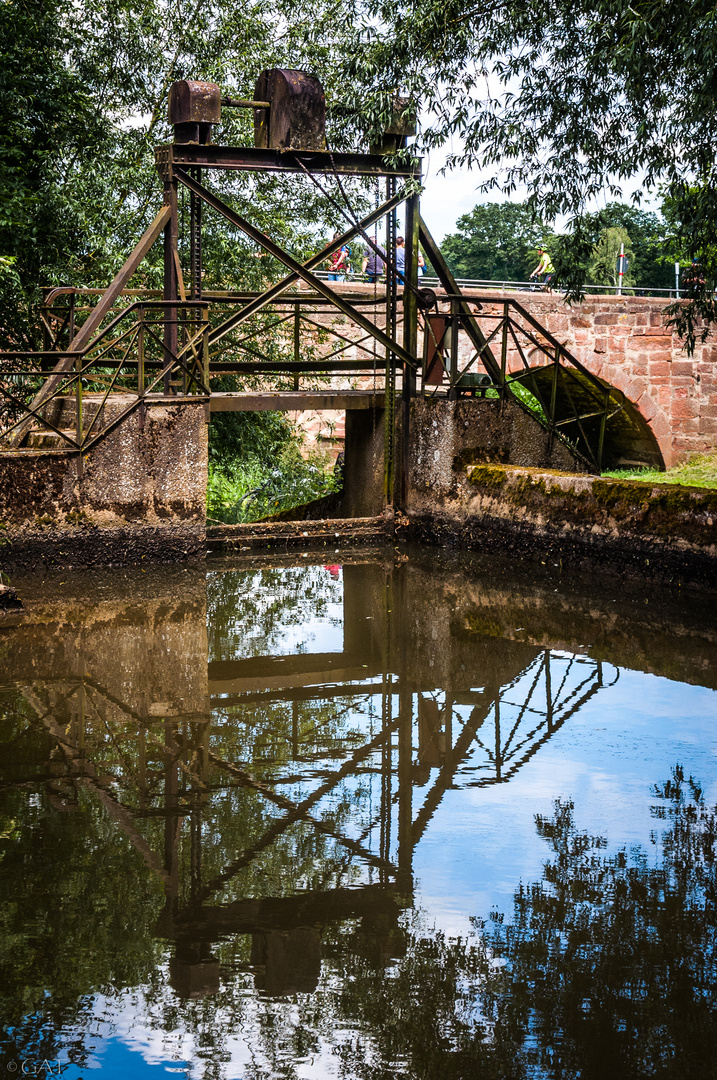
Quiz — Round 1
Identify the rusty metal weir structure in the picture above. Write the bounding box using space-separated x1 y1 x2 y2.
0 70 629 482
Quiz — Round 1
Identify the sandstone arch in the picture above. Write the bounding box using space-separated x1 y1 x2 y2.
522 365 665 471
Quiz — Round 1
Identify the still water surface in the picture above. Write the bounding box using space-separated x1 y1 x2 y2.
1 548 716 1079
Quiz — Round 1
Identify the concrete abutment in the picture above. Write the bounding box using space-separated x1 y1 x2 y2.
0 397 208 570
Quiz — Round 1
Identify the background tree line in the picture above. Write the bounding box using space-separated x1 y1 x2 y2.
440 199 687 292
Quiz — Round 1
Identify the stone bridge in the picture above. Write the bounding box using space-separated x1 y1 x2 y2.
296 284 716 469
473 290 716 468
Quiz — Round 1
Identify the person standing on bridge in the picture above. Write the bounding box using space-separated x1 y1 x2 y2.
362 244 386 283
395 236 406 283
327 233 349 281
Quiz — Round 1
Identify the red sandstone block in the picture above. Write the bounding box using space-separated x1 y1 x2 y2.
699 417 717 434
658 432 673 455
625 377 648 401
672 399 699 420
641 327 672 337
651 417 672 439
594 314 619 325
639 395 658 420
648 362 672 377
671 361 696 377
570 316 592 329
641 338 673 353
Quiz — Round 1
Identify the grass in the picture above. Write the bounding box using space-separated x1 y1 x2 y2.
603 452 717 489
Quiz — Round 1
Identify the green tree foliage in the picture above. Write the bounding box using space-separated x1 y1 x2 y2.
440 201 552 282
346 0 717 342
599 203 677 290
0 0 361 349
588 226 635 288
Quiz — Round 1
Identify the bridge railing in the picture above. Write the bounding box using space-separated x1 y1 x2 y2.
4 285 624 471
422 294 626 473
39 287 399 394
0 300 210 453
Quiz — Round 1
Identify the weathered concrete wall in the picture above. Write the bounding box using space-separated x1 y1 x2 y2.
473 291 717 467
343 408 386 517
407 398 579 501
0 396 208 569
403 460 717 587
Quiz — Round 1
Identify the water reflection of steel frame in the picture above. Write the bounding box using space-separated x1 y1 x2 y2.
3 662 618 996
0 561 628 1001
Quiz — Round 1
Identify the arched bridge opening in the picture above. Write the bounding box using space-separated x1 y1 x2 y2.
517 365 664 471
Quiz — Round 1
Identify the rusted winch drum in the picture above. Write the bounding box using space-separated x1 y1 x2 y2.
168 80 222 144
253 70 326 152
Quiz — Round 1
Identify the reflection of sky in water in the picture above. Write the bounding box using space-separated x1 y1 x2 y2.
55 979 358 1079
415 668 717 935
207 566 345 660
6 562 717 1080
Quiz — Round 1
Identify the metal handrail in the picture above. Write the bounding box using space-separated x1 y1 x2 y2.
421 294 625 472
0 300 210 453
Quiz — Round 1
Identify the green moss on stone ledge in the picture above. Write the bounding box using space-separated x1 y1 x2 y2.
467 465 508 488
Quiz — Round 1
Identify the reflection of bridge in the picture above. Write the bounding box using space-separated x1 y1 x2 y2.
0 560 621 997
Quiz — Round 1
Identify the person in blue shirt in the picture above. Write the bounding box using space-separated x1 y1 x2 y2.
395 236 406 283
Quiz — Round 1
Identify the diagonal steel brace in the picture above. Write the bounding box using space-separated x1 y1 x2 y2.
174 168 418 370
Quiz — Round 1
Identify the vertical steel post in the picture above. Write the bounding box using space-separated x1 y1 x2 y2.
163 176 179 394
293 302 300 391
189 168 202 300
137 304 145 396
75 349 83 478
401 189 419 506
383 177 398 504
202 304 210 392
549 345 560 453
597 386 609 473
500 305 508 400
447 299 459 400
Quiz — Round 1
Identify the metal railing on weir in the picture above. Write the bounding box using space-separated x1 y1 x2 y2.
312 269 682 298
424 293 626 473
1 285 624 472
0 300 210 453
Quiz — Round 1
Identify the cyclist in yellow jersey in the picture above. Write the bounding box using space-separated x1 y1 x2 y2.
530 247 554 286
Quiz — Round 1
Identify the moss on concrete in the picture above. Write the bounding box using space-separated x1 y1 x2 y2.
467 464 509 488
